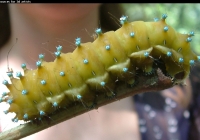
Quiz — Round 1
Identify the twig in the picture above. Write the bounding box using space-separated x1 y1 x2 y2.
0 68 175 140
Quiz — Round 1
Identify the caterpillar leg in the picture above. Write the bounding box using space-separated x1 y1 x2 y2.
130 47 154 75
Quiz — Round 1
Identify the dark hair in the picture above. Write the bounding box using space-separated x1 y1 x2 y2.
0 4 10 47
0 4 123 47
99 4 124 31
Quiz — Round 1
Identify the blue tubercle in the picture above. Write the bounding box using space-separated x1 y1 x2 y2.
123 67 128 73
105 45 110 50
21 63 26 69
144 52 149 57
55 51 61 57
16 72 22 78
13 118 18 123
167 51 172 57
7 72 13 78
7 99 13 104
189 60 195 66
120 15 128 25
76 37 81 41
53 102 58 107
189 31 194 36
162 14 168 20
154 17 159 22
186 37 192 42
56 45 62 52
60 71 65 76
22 90 28 95
4 110 8 114
100 81 105 87
41 80 46 85
2 80 8 85
75 38 81 47
95 28 102 35
83 59 89 64
36 61 42 67
77 95 82 100
198 56 200 61
130 32 135 37
163 26 169 32
179 58 184 63
39 54 44 60
40 111 45 116
23 113 28 120
2 92 8 97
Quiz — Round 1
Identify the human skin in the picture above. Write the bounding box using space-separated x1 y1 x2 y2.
0 4 141 140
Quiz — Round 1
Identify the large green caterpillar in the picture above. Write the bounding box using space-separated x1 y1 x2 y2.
0 14 199 122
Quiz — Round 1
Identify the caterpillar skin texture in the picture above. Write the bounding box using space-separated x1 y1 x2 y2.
1 14 199 122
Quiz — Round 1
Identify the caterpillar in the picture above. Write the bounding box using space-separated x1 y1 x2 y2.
0 14 199 122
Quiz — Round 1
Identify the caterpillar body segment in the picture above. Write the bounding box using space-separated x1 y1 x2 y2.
1 14 199 121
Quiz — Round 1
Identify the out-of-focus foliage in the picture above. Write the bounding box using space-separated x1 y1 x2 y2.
121 3 200 54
